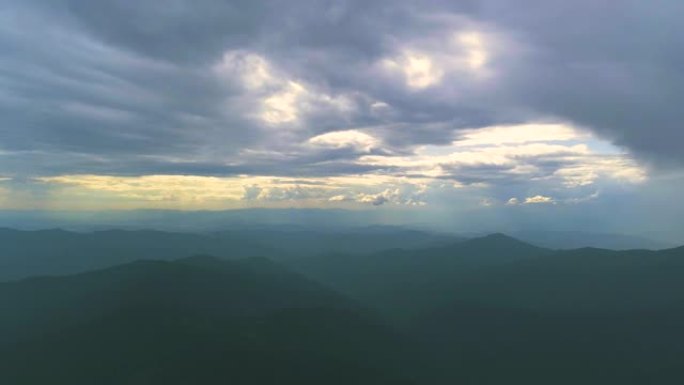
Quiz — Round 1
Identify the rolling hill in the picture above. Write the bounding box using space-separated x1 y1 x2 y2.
0 256 417 385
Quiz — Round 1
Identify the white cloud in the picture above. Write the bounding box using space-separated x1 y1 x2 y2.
246 185 322 202
35 174 432 209
380 28 496 91
456 31 488 70
524 195 555 204
553 157 647 187
37 175 246 204
456 123 588 147
506 195 557 205
506 197 520 205
308 130 380 153
214 50 357 126
358 122 646 189
383 51 444 89
358 192 389 206
262 81 307 124
328 194 349 202
370 101 390 111
356 185 427 206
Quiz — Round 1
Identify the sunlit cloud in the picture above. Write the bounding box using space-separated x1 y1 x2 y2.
37 175 246 203
456 124 588 146
355 184 428 206
358 123 646 188
308 130 380 153
456 31 488 70
505 195 556 205
262 81 307 124
34 174 433 209
213 50 356 126
26 121 646 210
382 51 444 89
523 195 555 204
380 28 494 90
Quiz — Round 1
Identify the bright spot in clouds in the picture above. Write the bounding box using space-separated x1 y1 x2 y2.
456 31 488 70
381 29 492 90
214 50 353 125
384 51 444 89
262 81 307 124
506 195 556 205
524 195 555 204
308 130 379 153
34 174 430 210
456 124 588 146
359 122 645 191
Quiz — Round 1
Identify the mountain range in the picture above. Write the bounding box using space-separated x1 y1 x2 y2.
0 227 455 281
2 229 684 384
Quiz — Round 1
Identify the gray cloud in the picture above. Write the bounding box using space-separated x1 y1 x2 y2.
476 0 684 165
1 0 682 184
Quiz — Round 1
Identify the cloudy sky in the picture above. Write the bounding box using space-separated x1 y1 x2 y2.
1 0 683 238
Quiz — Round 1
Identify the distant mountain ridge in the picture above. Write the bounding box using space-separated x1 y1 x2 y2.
511 230 675 250
0 227 458 281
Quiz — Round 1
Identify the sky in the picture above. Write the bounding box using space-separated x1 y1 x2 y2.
1 0 683 240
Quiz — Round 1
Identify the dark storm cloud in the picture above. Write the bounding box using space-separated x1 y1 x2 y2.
474 0 684 165
1 0 682 180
